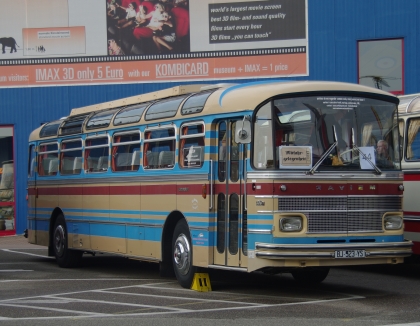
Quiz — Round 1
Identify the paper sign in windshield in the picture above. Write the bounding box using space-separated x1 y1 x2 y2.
279 146 312 169
358 146 376 169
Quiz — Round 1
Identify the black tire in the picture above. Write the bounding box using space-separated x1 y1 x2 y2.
53 214 83 268
291 267 330 285
172 219 196 288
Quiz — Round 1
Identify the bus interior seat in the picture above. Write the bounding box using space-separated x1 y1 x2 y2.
159 151 175 167
97 156 109 171
73 157 82 173
131 150 140 168
41 158 52 175
62 158 74 173
48 158 59 175
146 151 159 168
116 153 133 168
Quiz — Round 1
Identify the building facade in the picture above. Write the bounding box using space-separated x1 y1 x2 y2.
0 0 419 235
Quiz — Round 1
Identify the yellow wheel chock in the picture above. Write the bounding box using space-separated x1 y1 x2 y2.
190 273 212 292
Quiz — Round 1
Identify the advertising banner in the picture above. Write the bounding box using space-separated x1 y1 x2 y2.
0 0 308 87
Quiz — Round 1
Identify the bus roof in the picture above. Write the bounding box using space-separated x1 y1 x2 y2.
29 80 396 142
398 93 420 115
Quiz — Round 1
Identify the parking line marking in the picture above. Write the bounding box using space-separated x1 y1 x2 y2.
42 295 193 312
95 289 269 306
1 249 54 259
0 303 108 316
0 270 34 272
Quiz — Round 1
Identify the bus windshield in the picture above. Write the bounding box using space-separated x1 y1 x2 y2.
253 94 400 171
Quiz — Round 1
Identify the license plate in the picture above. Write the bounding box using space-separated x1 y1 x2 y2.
334 250 366 258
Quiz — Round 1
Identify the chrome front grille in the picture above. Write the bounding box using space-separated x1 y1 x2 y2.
278 196 402 234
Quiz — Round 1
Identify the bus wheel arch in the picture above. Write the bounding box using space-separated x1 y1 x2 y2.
172 218 197 288
48 208 64 256
161 211 185 276
50 210 82 268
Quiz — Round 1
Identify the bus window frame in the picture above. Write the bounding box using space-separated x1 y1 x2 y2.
60 138 83 175
179 121 205 169
84 134 110 173
111 129 142 172
143 125 177 170
38 141 59 177
405 117 420 161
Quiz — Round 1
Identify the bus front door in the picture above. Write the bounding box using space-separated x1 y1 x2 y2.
213 120 246 268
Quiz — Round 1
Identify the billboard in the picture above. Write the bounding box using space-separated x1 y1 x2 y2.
0 0 308 87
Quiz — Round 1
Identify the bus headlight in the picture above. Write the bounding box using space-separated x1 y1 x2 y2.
384 215 403 230
280 216 303 232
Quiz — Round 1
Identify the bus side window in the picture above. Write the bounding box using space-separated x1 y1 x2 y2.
38 142 58 176
143 127 176 169
60 139 82 175
85 137 109 173
406 118 420 160
111 131 141 172
179 122 205 168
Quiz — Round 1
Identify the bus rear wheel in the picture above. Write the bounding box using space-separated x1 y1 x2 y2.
291 267 330 285
53 214 82 268
172 219 196 288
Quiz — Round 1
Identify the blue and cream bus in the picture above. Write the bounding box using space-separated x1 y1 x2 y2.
27 81 412 288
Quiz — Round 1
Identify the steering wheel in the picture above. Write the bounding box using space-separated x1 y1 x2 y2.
339 148 359 164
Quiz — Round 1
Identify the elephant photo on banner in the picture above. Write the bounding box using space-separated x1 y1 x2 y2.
0 37 19 53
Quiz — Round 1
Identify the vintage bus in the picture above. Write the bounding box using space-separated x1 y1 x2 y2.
397 93 420 258
27 81 412 288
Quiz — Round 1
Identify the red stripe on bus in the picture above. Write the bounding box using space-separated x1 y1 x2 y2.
83 187 110 196
38 187 58 196
405 211 420 216
404 220 420 232
412 241 420 255
142 184 177 195
109 186 141 195
272 183 402 196
404 174 420 181
59 187 82 196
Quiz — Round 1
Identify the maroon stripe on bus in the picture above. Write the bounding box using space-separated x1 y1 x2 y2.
214 183 242 194
405 220 420 232
404 174 420 181
59 187 82 196
83 186 110 196
109 186 141 195
38 187 58 196
271 183 402 196
142 184 177 195
405 211 420 216
28 188 36 196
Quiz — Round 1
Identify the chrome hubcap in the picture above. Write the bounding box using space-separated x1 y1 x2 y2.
173 234 190 276
54 225 65 256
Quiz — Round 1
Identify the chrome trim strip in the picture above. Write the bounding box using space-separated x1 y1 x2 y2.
247 172 402 180
33 173 209 186
255 250 412 259
256 211 275 214
207 265 247 272
256 241 412 251
66 219 163 228
404 216 420 221
190 226 210 231
273 195 401 199
248 229 272 234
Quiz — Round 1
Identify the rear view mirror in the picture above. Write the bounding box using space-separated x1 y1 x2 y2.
234 118 251 144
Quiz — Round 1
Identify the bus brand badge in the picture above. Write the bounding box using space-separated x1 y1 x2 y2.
370 185 376 190
358 186 363 190
192 198 198 210
256 200 265 206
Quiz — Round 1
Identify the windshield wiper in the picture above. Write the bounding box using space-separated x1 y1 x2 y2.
306 141 337 175
306 125 339 175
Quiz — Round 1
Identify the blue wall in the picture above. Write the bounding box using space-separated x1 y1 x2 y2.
1 0 419 234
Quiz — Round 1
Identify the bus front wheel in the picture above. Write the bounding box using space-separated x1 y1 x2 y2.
53 214 82 268
172 219 196 288
291 267 330 285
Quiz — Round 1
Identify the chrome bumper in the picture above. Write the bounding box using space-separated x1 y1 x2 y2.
255 241 413 259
